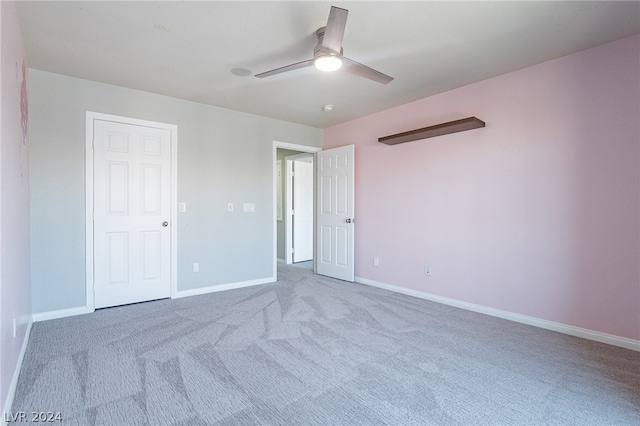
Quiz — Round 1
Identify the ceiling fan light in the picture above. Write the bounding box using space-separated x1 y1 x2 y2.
314 54 343 72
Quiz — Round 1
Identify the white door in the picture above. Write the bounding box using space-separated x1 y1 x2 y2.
292 159 314 262
93 119 172 309
316 145 355 281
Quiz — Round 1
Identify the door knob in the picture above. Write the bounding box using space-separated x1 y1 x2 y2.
162 221 169 227
346 218 354 223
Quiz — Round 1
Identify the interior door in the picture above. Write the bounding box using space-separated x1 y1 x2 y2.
316 144 355 281
93 119 172 309
292 158 314 262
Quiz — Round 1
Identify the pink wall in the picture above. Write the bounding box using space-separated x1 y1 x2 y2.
1 1 32 413
324 35 639 341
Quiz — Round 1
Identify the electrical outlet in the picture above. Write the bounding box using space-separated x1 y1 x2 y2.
424 266 432 276
193 263 200 273
373 257 379 267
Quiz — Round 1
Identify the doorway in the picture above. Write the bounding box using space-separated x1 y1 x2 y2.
273 142 321 278
86 112 177 310
272 141 355 282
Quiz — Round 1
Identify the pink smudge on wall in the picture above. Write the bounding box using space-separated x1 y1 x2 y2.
20 60 28 147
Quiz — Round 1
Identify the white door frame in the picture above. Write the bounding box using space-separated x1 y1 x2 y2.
285 153 314 264
86 111 178 311
273 141 321 278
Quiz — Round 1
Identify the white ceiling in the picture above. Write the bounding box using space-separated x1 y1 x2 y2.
15 1 640 129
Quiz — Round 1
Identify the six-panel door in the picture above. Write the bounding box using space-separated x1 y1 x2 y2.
316 145 355 282
93 119 172 309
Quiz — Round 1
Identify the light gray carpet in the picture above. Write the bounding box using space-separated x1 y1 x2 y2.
12 262 640 425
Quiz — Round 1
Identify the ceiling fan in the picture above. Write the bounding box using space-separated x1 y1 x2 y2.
255 6 393 84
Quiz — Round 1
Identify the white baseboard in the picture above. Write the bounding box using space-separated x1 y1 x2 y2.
3 319 33 426
173 276 275 299
31 276 278 322
32 306 94 323
355 276 640 352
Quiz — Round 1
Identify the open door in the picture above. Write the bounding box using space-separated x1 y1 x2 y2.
316 145 355 282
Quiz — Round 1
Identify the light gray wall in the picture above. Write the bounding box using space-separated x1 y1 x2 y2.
29 70 322 314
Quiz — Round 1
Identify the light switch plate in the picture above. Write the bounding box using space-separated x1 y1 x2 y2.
243 203 255 212
179 202 186 212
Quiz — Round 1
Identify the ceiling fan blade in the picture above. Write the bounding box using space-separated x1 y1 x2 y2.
343 57 393 84
255 59 315 79
322 6 348 52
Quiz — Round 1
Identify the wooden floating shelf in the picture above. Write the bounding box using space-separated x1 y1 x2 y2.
379 116 485 145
